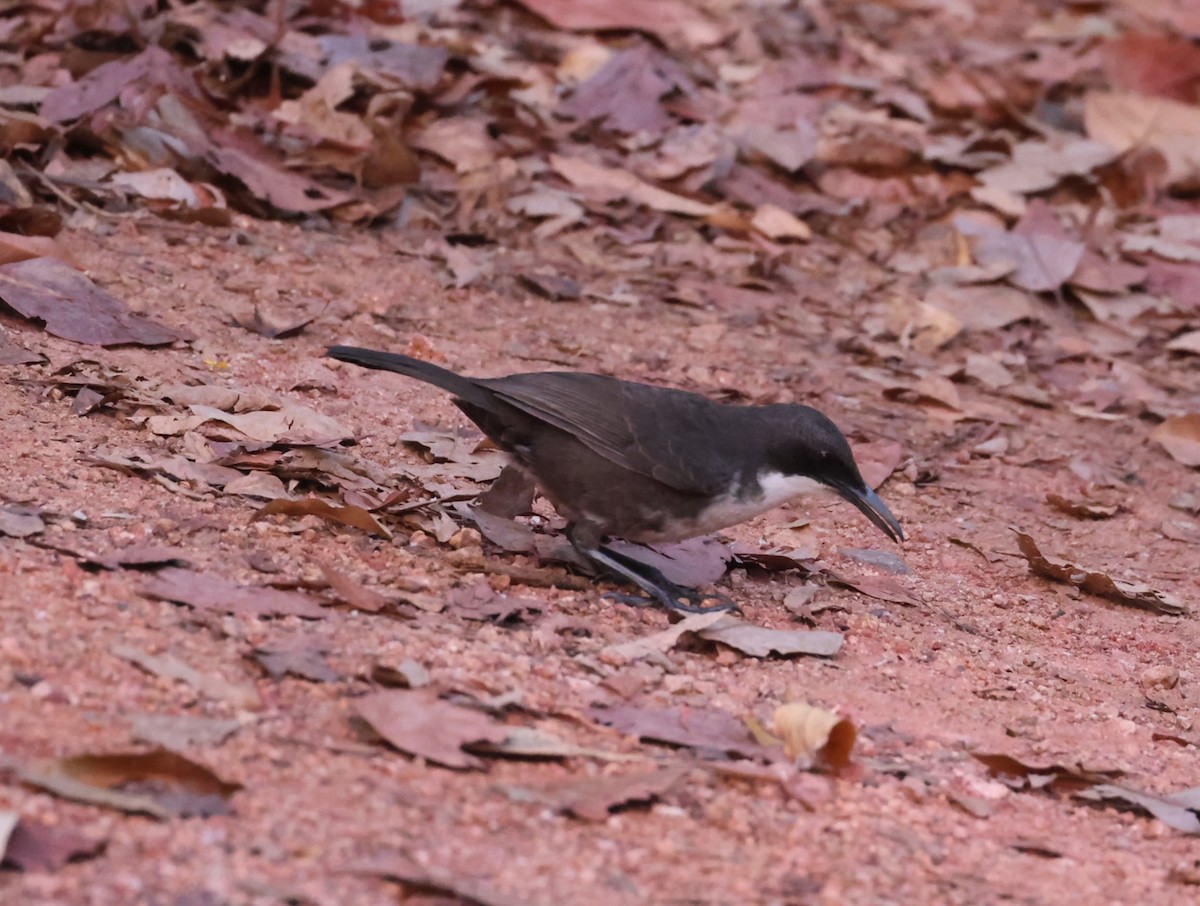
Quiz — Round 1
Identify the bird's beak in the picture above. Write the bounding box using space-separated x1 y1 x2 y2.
830 482 904 542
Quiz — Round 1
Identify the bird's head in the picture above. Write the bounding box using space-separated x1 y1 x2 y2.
766 406 904 543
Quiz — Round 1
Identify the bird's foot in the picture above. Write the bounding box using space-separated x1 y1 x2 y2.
603 587 740 615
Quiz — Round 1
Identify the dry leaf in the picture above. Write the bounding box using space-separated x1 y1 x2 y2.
354 690 509 770
1152 414 1200 467
603 610 727 660
697 616 843 658
510 0 723 49
772 702 857 771
19 749 241 819
588 703 768 759
1045 493 1119 519
550 154 716 218
317 559 389 612
1077 784 1200 834
1086 92 1200 189
140 567 327 619
112 644 261 710
0 815 104 872
253 640 341 682
974 752 1124 794
129 714 242 751
254 498 392 539
1013 531 1187 615
0 506 45 538
0 257 189 346
354 852 528 906
514 766 690 822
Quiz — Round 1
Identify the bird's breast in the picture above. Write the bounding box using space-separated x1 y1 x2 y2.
633 470 829 541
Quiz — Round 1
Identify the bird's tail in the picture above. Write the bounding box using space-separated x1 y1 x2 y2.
326 345 492 407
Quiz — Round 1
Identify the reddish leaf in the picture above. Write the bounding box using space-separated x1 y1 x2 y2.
0 817 104 872
588 703 769 759
0 257 189 346
20 750 241 819
518 766 690 822
354 690 509 770
140 567 327 619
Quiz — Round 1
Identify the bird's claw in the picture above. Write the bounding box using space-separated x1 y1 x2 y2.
603 588 740 615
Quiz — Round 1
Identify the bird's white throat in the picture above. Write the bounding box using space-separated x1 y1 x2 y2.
648 469 830 540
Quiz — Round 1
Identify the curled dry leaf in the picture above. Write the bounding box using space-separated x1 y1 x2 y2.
1013 530 1188 615
771 702 857 771
1151 414 1200 467
255 497 392 539
19 749 241 819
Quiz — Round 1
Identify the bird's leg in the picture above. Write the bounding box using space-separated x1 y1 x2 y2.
565 530 738 614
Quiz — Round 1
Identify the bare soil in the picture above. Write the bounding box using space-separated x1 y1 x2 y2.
2 219 1199 905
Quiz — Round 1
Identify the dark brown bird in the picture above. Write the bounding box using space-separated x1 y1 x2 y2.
328 345 903 612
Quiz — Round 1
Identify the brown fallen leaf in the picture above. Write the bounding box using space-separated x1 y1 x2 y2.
1076 784 1200 834
253 639 342 683
588 703 769 759
830 573 921 607
77 544 190 571
231 305 321 339
771 702 857 772
475 464 537 518
1013 530 1188 615
316 559 389 612
129 714 242 751
604 536 731 588
0 505 45 538
471 727 644 763
0 330 44 365
0 257 189 346
19 749 241 819
354 852 532 906
1086 92 1200 189
697 616 844 658
0 814 104 872
0 231 80 268
514 766 690 822
974 752 1124 794
511 0 723 49
1045 493 1119 520
853 440 904 490
603 610 727 660
111 644 261 711
354 690 509 770
470 507 537 553
140 567 327 619
254 498 392 539
1152 413 1200 467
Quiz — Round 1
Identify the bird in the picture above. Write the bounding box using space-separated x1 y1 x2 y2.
327 345 903 613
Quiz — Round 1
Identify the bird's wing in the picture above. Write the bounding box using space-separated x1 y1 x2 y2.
480 372 739 495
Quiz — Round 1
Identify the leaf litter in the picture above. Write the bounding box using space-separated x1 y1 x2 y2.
5 0 1200 901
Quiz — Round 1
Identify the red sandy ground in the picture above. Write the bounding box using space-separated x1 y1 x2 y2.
1 220 1198 905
